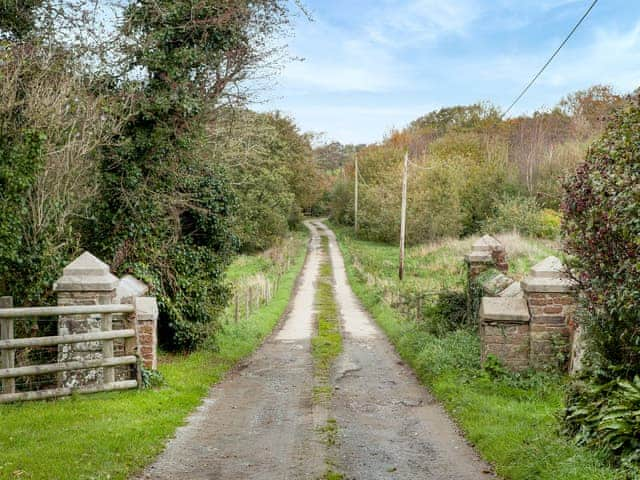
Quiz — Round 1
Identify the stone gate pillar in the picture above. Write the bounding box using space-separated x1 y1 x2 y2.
465 235 508 281
54 252 119 387
522 256 577 370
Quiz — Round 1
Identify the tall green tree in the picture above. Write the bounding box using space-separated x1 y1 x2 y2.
88 0 294 350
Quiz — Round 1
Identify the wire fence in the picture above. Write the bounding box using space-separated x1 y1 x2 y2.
352 258 469 329
221 236 302 324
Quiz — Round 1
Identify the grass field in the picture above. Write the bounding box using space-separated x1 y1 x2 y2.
332 225 624 480
0 233 308 480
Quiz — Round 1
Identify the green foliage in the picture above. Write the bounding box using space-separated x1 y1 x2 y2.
0 0 44 39
409 102 501 137
562 98 640 471
0 129 47 295
313 142 361 171
141 367 165 389
483 196 561 239
482 354 509 379
562 98 640 376
210 110 320 252
565 375 640 472
328 177 354 226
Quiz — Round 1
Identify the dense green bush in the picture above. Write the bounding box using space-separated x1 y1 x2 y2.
565 374 640 471
562 97 640 470
328 177 354 226
562 97 640 375
482 196 561 239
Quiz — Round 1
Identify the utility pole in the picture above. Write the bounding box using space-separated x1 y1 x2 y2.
354 152 359 234
399 152 408 281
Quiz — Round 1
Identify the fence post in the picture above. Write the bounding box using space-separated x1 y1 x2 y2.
122 298 141 387
0 296 15 394
102 313 115 384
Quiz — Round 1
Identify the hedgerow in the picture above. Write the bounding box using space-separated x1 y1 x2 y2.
562 96 640 469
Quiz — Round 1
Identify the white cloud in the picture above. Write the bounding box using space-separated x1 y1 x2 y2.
277 15 409 94
271 103 436 144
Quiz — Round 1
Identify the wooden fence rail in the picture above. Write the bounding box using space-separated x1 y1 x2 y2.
0 355 137 379
0 304 135 318
0 329 136 350
0 296 141 403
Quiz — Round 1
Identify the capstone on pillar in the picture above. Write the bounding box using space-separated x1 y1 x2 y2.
521 256 577 370
53 252 119 388
465 235 508 281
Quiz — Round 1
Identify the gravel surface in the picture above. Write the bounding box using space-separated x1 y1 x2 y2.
138 221 496 479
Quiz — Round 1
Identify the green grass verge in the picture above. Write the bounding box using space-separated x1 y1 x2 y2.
333 226 624 480
0 234 308 480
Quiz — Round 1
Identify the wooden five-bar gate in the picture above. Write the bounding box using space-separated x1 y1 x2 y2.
0 296 142 404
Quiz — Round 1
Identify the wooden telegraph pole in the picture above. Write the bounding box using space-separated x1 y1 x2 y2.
354 153 359 234
399 152 408 281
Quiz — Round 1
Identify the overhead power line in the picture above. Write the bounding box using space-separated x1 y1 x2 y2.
502 0 600 118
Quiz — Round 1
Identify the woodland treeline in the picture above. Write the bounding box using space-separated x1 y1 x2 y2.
327 85 626 245
0 1 321 350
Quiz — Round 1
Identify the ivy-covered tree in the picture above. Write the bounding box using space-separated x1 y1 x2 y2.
88 0 294 350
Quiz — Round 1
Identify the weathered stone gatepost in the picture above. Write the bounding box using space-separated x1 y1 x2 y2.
521 256 577 369
466 235 510 322
54 252 119 387
479 297 531 371
465 235 508 281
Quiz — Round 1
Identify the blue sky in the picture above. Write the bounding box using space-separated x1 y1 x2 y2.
255 0 640 144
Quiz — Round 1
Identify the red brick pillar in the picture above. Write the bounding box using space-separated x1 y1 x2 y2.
479 297 530 371
134 297 158 370
522 256 576 370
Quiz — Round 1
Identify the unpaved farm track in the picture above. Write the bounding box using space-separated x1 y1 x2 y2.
139 221 494 480
317 222 493 479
